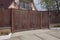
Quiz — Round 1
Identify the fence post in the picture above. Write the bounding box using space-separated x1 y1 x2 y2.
10 9 14 33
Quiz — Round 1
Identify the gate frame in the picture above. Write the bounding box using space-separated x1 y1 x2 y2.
11 9 50 33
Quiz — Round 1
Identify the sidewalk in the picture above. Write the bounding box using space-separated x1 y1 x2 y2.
7 29 60 40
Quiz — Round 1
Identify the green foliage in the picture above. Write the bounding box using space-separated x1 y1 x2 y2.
42 0 54 8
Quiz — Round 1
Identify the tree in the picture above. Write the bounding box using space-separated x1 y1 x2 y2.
54 0 60 13
41 0 60 13
41 0 54 11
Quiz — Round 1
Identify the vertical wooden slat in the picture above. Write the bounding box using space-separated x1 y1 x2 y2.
48 11 50 29
1 8 3 26
11 9 14 33
41 11 42 29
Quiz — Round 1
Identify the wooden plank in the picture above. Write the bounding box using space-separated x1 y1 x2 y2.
11 9 14 33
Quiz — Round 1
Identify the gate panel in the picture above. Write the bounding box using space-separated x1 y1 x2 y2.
12 9 49 32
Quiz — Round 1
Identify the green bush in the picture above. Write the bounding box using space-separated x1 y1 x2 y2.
54 25 60 27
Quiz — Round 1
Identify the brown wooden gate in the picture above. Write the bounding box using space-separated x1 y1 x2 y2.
12 9 49 32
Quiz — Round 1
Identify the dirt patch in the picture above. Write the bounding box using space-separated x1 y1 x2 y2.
0 29 11 36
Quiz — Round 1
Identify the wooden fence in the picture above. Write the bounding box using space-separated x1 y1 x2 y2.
50 11 60 24
0 8 60 32
0 8 11 27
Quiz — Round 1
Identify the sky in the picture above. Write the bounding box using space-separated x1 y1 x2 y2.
33 0 47 11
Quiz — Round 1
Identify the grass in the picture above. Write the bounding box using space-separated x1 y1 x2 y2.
0 29 11 36
54 25 60 27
